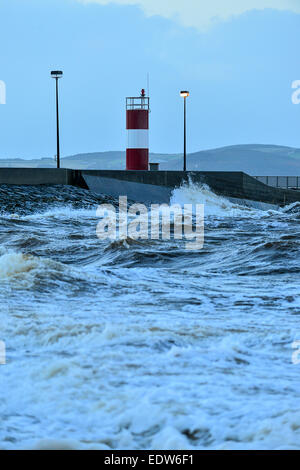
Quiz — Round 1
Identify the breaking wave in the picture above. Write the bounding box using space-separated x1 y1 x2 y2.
171 182 261 216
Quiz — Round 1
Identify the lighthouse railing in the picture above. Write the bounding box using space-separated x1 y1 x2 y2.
126 97 150 110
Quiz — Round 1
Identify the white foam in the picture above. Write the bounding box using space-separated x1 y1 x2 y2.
281 201 300 214
0 250 80 286
0 252 39 279
170 182 260 217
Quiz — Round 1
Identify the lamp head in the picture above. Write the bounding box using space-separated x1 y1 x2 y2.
180 90 189 98
51 71 63 79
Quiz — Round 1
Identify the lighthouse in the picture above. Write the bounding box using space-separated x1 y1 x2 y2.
126 89 149 170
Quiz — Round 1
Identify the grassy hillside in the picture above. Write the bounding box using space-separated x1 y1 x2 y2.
159 145 300 175
0 145 299 175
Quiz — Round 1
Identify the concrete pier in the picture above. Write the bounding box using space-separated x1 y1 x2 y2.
80 170 300 207
0 168 300 208
0 168 76 186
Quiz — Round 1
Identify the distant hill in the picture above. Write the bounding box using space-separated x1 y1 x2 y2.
0 144 299 175
159 144 300 175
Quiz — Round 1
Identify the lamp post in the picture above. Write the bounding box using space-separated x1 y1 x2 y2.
180 90 189 171
51 70 63 169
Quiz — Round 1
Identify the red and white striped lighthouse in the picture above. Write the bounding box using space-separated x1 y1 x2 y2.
126 89 149 170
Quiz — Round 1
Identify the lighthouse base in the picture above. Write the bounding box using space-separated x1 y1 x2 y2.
126 149 149 171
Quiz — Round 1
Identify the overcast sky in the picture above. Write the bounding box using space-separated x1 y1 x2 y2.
0 0 299 159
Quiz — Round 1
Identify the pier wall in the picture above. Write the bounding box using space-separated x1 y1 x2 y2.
81 170 300 206
0 168 76 186
0 168 299 207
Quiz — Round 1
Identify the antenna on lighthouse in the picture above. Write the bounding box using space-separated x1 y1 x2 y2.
147 73 150 98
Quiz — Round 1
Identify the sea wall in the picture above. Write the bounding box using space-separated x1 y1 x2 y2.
0 168 299 207
0 168 75 186
81 170 300 206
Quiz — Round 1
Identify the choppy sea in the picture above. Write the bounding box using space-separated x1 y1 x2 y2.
1 183 300 450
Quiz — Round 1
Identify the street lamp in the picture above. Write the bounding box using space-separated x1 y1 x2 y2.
180 90 189 171
51 70 63 169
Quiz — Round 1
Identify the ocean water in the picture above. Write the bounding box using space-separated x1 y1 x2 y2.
1 183 300 450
